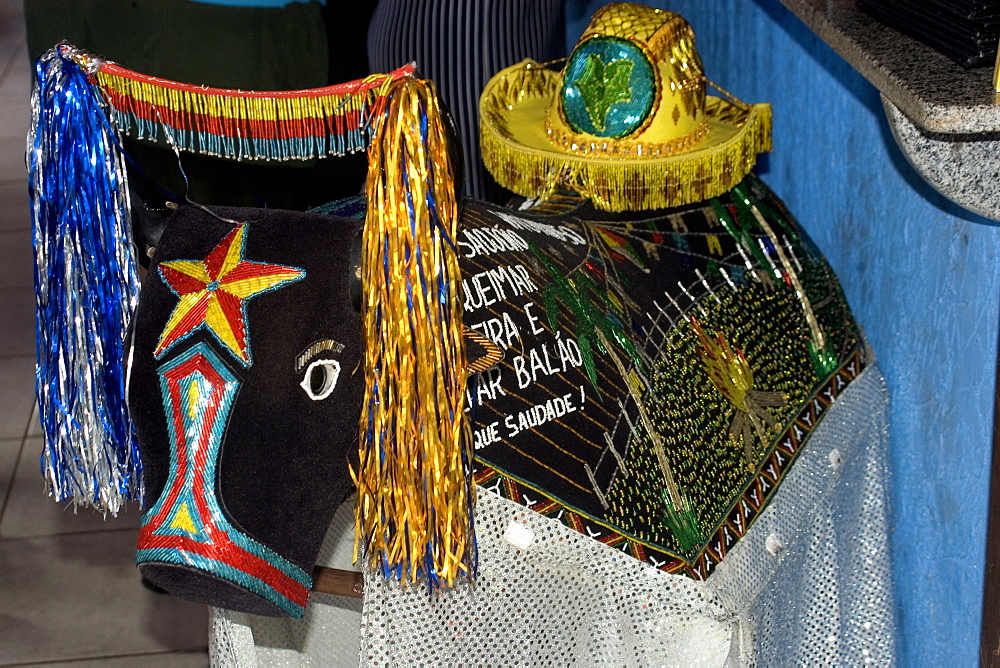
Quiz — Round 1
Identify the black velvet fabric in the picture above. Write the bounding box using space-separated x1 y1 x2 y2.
128 205 363 615
140 563 288 618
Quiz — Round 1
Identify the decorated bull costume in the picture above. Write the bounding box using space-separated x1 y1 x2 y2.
29 4 897 664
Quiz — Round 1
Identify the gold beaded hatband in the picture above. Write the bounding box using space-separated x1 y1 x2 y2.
544 112 710 158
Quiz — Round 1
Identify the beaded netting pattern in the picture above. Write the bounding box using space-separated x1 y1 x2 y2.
208 363 895 665
707 363 897 665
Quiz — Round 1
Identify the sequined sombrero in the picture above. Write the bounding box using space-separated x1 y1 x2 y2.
479 3 772 211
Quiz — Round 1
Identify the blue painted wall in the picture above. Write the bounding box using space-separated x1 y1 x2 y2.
565 1 1000 664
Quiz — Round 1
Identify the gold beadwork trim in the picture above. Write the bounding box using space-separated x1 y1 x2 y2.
544 111 709 158
464 328 504 374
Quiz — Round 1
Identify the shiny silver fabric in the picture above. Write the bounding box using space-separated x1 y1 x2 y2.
210 362 896 666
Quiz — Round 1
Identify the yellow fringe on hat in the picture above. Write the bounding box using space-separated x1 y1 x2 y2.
480 63 772 212
352 77 475 587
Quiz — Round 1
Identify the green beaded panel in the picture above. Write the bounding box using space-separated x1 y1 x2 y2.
604 257 856 555
465 176 863 573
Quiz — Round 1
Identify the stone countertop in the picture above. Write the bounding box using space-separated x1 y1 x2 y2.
778 0 1000 134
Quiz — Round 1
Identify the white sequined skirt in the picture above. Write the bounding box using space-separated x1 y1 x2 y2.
209 362 897 666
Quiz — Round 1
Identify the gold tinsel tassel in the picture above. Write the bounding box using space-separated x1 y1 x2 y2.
352 77 475 587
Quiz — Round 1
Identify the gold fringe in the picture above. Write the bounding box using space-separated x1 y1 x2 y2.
480 63 772 211
352 78 474 587
543 114 710 158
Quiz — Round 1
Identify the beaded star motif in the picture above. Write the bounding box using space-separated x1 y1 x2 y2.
155 224 305 366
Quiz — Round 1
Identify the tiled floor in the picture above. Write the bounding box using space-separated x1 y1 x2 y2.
0 4 210 666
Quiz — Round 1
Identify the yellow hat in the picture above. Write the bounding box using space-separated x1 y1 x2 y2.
480 3 772 211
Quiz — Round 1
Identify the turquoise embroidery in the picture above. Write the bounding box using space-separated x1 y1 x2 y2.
137 343 312 617
561 36 656 138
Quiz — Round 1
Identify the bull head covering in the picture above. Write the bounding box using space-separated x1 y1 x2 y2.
29 44 473 615
480 4 772 211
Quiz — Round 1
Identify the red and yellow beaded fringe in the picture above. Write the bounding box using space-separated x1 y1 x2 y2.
61 45 416 161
